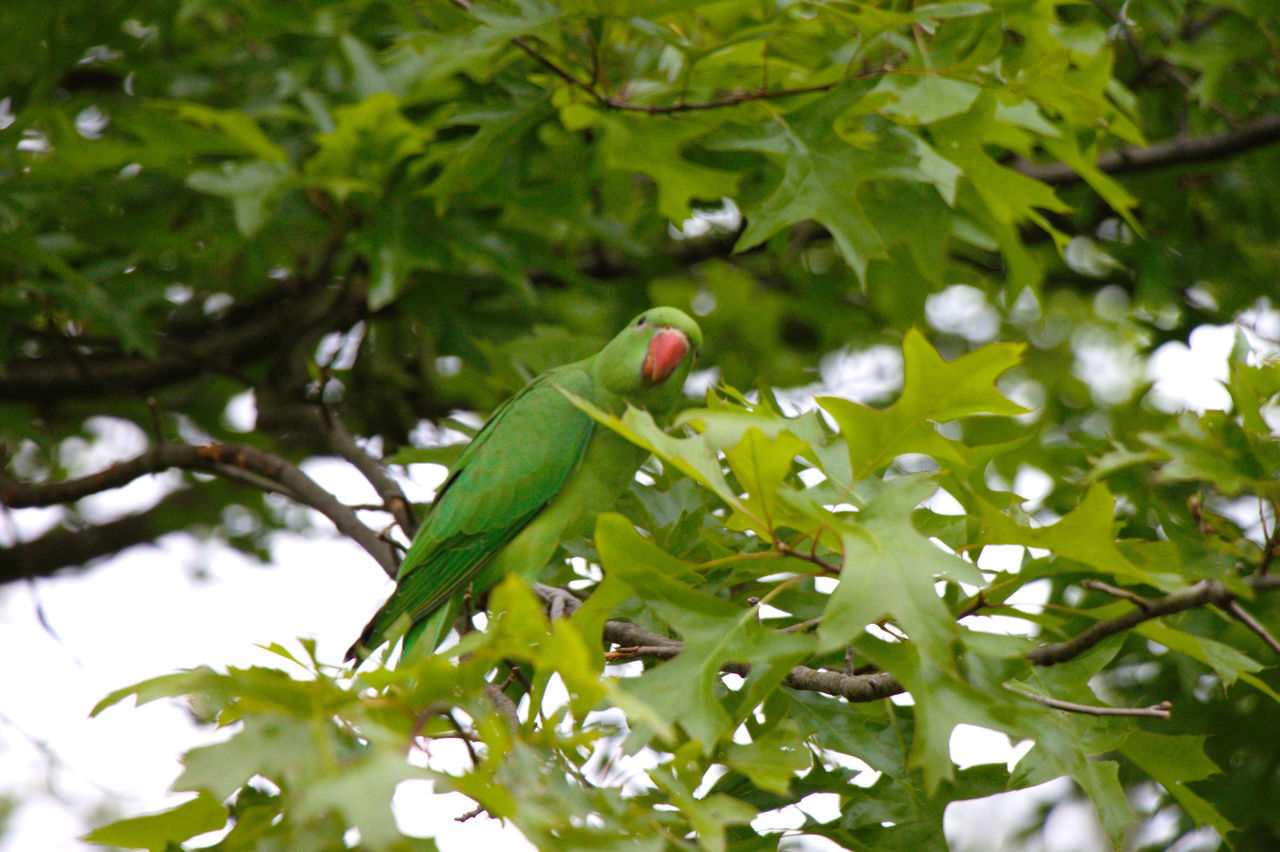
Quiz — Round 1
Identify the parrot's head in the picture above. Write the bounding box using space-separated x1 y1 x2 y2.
595 307 703 401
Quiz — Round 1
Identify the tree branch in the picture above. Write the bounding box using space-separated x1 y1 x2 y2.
601 623 905 703
1027 575 1280 666
1080 578 1153 611
1260 502 1279 575
1225 600 1280 658
532 586 896 700
0 488 209 582
1 441 399 577
316 407 418 537
1005 685 1173 719
551 574 1280 706
0 281 355 402
1015 113 1280 185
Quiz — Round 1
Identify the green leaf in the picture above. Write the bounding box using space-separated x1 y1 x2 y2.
341 32 393 98
1074 760 1130 847
1143 411 1273 497
720 426 809 539
297 748 422 849
820 477 972 655
431 93 555 213
91 668 222 717
930 93 1070 228
685 794 757 852
975 483 1157 585
818 477 992 789
712 81 917 279
1041 134 1141 231
176 715 324 796
83 791 226 851
1226 330 1280 437
305 92 431 201
818 330 1025 480
1134 622 1280 703
650 759 757 852
874 74 984 124
595 513 814 750
170 102 289 163
723 724 811 794
595 112 741 222
1122 731 1233 838
187 161 293 237
483 577 607 718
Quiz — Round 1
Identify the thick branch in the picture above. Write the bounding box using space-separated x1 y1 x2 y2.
2 441 398 577
1016 113 1280 186
0 488 208 582
0 282 354 402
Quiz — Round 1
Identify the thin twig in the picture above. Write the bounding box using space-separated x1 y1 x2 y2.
775 539 841 575
1006 685 1172 719
1260 499 1279 575
513 29 869 114
606 645 682 662
206 464 301 500
448 0 890 115
446 710 481 768
1081 578 1154 612
146 397 166 446
956 589 988 620
456 803 486 823
406 700 453 749
1225 600 1280 658
593 82 854 115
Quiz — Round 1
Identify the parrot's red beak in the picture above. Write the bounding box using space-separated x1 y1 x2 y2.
642 327 690 384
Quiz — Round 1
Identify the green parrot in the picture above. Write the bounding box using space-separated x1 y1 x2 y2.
346 307 703 663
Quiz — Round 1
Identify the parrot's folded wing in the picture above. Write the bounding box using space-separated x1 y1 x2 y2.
346 369 596 661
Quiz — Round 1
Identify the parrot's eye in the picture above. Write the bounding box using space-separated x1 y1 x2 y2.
636 316 648 327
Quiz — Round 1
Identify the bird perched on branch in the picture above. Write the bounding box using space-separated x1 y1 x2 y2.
346 307 703 664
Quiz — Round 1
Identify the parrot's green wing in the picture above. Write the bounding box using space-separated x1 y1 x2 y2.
347 368 596 659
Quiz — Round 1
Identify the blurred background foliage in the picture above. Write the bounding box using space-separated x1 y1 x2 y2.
2 0 1280 849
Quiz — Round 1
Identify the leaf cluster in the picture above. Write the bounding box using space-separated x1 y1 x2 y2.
89 330 1280 850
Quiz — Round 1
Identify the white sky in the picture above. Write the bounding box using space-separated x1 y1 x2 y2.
2 297 1276 852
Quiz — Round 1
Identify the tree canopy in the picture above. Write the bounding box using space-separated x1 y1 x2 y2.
3 0 1280 849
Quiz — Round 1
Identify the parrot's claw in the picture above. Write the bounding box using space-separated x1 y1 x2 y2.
534 583 582 620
